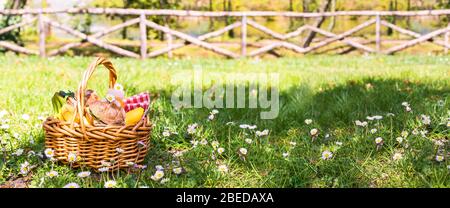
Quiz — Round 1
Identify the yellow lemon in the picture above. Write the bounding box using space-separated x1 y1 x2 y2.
125 107 144 126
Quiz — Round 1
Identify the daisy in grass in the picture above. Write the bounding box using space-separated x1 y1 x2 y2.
162 130 171 137
64 183 80 188
420 115 431 125
239 124 249 129
151 170 165 181
435 155 444 162
77 171 91 178
310 128 319 137
321 150 333 160
392 153 403 161
217 147 225 155
282 152 289 158
238 148 248 156
355 120 368 127
21 114 30 121
0 124 9 129
104 180 117 188
256 129 269 137
208 114 215 121
401 131 409 138
46 170 58 178
98 167 109 172
370 129 377 134
218 164 228 173
200 139 208 145
396 137 403 144
173 167 183 175
248 125 257 130
155 165 164 171
12 148 24 156
20 161 30 175
160 178 170 184
211 141 219 149
187 123 198 134
375 137 383 145
245 138 253 144
67 152 77 163
289 141 297 147
304 119 313 125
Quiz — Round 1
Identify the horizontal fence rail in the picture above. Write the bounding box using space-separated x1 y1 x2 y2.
0 8 449 58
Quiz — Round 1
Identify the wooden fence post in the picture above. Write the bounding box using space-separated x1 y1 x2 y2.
375 14 381 53
165 24 173 58
139 13 147 59
445 22 449 54
38 12 46 57
241 15 247 57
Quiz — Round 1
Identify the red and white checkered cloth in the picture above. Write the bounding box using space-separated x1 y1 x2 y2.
124 92 150 112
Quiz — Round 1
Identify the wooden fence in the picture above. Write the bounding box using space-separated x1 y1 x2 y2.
1 8 450 58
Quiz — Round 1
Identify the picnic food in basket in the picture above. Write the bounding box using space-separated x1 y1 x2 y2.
43 57 153 171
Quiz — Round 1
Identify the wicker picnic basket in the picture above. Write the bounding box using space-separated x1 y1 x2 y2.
43 57 152 171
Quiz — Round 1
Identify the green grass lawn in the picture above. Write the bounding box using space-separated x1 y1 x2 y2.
0 54 449 188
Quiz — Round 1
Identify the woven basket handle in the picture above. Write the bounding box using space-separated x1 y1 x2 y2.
75 57 117 133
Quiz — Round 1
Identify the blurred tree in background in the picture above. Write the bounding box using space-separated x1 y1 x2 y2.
0 0 28 51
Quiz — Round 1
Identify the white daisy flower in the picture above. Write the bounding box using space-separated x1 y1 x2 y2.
396 137 403 144
282 152 289 158
420 115 431 125
335 141 343 146
98 167 109 172
248 125 257 130
0 124 10 129
412 129 419 135
63 183 80 188
321 150 333 160
0 110 7 118
46 170 59 178
13 148 24 156
67 152 77 163
245 138 253 144
310 128 319 136
256 129 269 137
218 164 228 173
151 170 165 181
37 115 45 121
211 141 219 149
187 123 198 134
370 129 377 134
239 124 249 129
435 155 444 162
375 137 383 145
217 147 225 155
20 161 30 175
104 180 117 188
77 171 91 178
208 114 215 121
114 83 124 91
160 178 170 184
289 141 297 146
355 120 368 127
21 114 30 121
304 119 313 125
200 139 208 145
190 140 198 147
238 148 248 155
162 130 171 137
401 102 410 107
401 131 409 138
211 109 219 114
173 167 183 175
155 165 164 171
392 153 403 161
